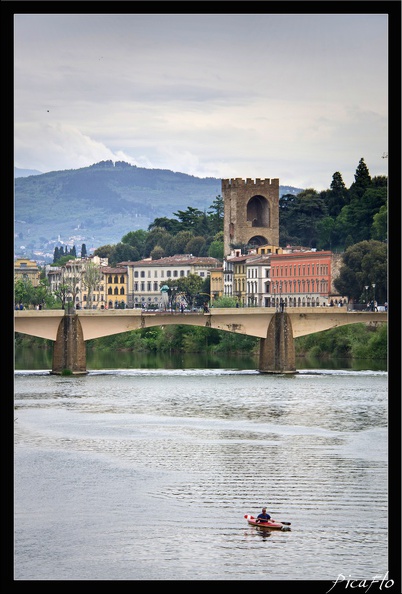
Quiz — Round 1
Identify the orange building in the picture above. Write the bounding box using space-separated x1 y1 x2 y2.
270 251 347 307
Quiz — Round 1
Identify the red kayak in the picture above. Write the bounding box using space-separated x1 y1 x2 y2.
244 514 291 531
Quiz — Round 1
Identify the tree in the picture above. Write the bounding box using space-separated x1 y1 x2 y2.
334 240 387 303
212 296 238 308
371 204 387 242
53 254 77 267
148 217 181 235
207 195 224 235
150 245 165 260
94 244 115 260
164 274 204 310
316 216 336 250
121 229 148 257
173 207 204 232
81 243 87 258
279 189 328 247
144 227 172 257
14 279 35 308
165 231 194 256
81 260 102 308
324 171 349 217
349 157 371 201
208 240 224 259
335 186 387 245
185 236 206 256
109 242 140 265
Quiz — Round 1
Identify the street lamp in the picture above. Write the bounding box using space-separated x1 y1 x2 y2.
372 283 376 310
365 285 369 305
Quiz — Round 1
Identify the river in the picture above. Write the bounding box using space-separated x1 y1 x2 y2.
13 348 395 587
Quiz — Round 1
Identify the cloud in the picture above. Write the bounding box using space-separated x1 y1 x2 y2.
13 12 389 190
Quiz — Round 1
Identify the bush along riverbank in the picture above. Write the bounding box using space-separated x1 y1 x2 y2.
15 323 387 361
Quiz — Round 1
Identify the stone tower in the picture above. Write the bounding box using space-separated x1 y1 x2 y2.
222 178 280 256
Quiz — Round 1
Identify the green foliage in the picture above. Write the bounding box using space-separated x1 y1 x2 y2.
334 240 387 303
279 158 387 251
211 331 259 354
295 323 387 360
351 324 387 360
17 320 387 362
208 240 224 259
212 296 238 308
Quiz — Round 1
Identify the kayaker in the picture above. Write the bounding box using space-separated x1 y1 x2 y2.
256 507 271 522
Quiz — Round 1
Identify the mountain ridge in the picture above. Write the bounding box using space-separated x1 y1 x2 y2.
14 161 303 262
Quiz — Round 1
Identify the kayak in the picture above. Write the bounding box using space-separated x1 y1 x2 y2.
244 514 291 531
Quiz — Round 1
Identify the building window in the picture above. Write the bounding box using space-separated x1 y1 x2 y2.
141 271 145 278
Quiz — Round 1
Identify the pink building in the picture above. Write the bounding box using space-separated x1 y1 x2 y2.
270 250 346 307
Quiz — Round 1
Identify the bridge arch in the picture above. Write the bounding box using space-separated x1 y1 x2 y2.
14 309 387 375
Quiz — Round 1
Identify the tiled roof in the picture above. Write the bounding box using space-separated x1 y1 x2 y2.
118 254 220 267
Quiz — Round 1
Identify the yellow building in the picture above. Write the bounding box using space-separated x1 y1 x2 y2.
254 244 283 256
231 255 248 306
210 267 223 302
14 258 41 287
103 266 128 309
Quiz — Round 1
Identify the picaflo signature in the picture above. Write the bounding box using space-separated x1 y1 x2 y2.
326 573 395 594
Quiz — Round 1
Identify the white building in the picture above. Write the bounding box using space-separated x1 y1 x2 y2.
119 254 220 309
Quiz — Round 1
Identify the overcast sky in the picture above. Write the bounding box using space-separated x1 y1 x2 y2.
14 12 388 191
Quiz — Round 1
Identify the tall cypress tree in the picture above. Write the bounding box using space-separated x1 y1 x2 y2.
327 171 349 216
349 158 371 200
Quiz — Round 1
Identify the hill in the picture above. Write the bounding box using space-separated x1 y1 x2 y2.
14 160 303 262
14 167 44 178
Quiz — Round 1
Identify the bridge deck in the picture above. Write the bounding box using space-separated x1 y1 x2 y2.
14 308 387 341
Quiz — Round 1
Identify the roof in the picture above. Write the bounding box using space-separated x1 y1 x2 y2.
118 254 220 267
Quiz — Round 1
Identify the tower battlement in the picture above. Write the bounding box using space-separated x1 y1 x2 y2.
222 178 279 189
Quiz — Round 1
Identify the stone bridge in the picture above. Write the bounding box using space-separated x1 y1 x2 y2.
14 308 387 375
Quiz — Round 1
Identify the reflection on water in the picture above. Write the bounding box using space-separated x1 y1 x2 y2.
14 346 387 372
14 368 388 581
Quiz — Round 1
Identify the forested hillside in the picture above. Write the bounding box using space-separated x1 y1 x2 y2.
14 160 301 261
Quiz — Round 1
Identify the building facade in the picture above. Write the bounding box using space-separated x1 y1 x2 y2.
119 254 220 309
14 258 41 287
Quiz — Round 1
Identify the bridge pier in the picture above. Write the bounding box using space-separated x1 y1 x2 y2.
259 312 297 374
51 313 87 375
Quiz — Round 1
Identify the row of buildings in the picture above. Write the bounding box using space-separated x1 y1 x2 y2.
14 244 348 310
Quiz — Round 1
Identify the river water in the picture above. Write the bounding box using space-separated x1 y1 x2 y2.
13 356 393 585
